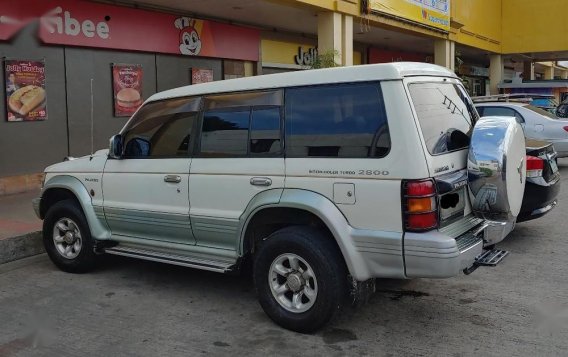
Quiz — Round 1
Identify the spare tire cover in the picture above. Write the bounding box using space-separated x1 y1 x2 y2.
467 116 526 222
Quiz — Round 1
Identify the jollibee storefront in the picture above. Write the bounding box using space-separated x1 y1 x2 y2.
0 0 260 189
261 37 363 74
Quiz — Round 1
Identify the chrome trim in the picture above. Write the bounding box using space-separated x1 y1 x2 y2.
468 116 525 222
455 231 483 253
439 215 484 239
531 200 557 215
250 177 272 186
164 175 182 183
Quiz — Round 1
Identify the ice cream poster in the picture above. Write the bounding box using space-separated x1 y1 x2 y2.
112 64 143 117
4 59 48 122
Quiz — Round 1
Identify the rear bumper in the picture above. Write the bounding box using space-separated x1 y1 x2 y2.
404 225 485 278
517 178 560 223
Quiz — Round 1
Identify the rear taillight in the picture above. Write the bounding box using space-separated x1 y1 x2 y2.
402 179 438 231
526 155 544 178
563 126 568 132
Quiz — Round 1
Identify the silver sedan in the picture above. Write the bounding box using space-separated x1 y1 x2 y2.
475 102 568 157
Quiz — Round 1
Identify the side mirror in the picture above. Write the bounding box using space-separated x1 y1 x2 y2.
109 134 123 159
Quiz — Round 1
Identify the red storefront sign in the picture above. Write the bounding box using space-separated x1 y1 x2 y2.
0 0 260 62
368 47 433 64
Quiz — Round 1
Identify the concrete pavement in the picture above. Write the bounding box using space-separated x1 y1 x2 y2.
0 163 567 356
0 191 43 264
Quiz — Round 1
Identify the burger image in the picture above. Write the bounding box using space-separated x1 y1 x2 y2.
116 88 142 109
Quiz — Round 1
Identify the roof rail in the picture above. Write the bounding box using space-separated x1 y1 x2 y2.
471 94 543 103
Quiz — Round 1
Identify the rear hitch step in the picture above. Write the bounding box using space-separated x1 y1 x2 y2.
463 249 510 275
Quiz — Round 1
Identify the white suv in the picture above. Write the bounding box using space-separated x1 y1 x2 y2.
33 63 526 332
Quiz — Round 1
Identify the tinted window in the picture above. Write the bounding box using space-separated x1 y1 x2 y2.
201 109 250 156
481 106 524 123
122 98 200 158
250 107 281 154
525 105 558 119
285 83 389 158
409 82 474 155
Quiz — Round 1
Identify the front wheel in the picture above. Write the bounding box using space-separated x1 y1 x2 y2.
43 199 97 273
253 226 348 333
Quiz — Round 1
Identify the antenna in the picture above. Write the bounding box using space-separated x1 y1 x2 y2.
90 78 94 160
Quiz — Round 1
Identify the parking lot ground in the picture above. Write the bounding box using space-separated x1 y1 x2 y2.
1 163 568 357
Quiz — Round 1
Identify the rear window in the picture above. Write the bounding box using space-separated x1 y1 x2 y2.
525 105 558 119
409 82 477 155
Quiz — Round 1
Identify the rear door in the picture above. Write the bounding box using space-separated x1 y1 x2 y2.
189 90 285 251
405 77 477 225
102 97 201 245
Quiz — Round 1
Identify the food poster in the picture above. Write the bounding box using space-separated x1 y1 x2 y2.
5 59 47 121
191 68 213 84
112 64 143 117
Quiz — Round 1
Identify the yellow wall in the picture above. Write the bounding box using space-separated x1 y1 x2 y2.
502 0 568 54
287 0 568 56
450 0 502 53
261 39 362 65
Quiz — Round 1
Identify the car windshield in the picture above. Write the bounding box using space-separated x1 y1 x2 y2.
525 104 559 119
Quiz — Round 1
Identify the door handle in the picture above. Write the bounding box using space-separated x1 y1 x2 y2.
250 177 272 187
164 175 181 183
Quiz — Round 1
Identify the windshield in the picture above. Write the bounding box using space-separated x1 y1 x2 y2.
525 104 559 119
409 82 478 155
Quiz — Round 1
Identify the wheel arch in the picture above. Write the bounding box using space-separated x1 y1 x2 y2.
239 188 371 280
41 175 111 240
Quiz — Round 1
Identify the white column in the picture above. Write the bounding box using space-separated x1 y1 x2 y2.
489 54 503 95
434 39 455 71
318 12 342 66
544 66 554 80
342 15 353 66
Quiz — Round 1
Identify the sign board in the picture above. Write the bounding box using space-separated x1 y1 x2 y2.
112 64 143 117
4 59 47 122
0 0 260 61
370 0 450 32
368 48 433 64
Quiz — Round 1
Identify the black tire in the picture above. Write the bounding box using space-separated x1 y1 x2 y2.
253 226 348 333
43 199 97 273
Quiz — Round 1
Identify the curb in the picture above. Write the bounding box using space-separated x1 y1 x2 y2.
0 231 44 265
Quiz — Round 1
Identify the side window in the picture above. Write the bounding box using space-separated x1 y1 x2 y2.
250 107 281 154
122 97 200 158
199 90 283 157
285 83 390 158
201 109 250 156
482 106 524 124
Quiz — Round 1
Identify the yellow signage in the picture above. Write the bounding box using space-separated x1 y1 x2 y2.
370 0 450 32
261 40 362 67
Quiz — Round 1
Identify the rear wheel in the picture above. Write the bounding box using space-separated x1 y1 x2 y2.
43 199 97 273
253 226 347 333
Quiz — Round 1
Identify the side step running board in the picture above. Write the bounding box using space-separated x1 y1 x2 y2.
463 249 509 275
104 246 234 273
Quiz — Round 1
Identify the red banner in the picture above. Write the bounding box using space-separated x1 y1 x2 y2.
0 0 260 62
368 47 433 64
4 59 48 122
112 64 143 117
